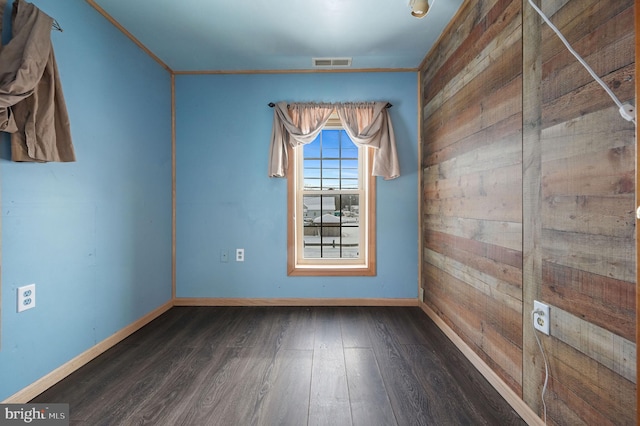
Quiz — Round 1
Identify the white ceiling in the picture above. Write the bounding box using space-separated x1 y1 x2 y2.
89 0 464 72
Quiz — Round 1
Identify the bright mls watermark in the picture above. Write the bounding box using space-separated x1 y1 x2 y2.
0 404 68 425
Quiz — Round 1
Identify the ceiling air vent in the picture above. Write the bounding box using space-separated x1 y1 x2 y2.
313 57 352 68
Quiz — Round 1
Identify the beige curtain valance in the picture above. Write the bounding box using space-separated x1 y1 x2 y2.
268 101 400 180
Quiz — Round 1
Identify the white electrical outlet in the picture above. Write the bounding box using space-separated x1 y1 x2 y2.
236 248 244 262
533 300 550 335
17 284 36 313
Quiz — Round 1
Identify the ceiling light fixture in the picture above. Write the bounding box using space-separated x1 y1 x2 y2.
409 0 430 18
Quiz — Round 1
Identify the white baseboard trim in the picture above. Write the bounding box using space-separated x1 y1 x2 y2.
173 297 419 307
419 302 544 426
3 300 174 403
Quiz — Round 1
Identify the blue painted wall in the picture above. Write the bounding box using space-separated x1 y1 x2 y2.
176 73 418 299
0 0 172 401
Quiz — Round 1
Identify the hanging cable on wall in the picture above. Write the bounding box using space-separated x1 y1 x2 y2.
526 0 636 126
531 308 550 425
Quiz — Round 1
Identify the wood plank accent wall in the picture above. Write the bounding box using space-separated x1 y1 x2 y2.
420 0 636 424
536 1 636 424
636 0 640 419
422 0 524 396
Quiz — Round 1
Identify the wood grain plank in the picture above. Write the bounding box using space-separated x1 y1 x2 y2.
424 163 522 201
223 307 273 348
339 307 372 348
542 32 634 102
424 192 522 223
422 0 502 96
542 14 634 103
424 248 522 313
400 344 489 425
364 312 434 426
540 108 635 164
426 73 523 150
542 261 635 341
72 346 197 423
539 0 633 64
252 349 313 426
403 343 525 425
423 112 521 169
424 229 523 298
521 0 544 416
541 194 634 239
313 307 344 350
545 385 613 426
425 69 522 150
541 228 635 282
550 306 635 383
309 308 351 426
548 337 636 425
542 144 635 198
371 307 430 345
30 342 143 414
120 344 230 425
540 0 569 17
279 307 316 350
424 122 522 188
308 348 351 426
176 346 268 425
423 216 522 251
424 0 521 110
541 65 635 129
635 1 640 419
344 348 397 426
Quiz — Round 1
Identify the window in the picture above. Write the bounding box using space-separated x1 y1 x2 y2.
287 118 376 276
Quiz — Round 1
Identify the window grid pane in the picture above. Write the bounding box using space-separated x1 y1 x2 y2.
302 194 360 259
302 130 359 191
301 130 361 260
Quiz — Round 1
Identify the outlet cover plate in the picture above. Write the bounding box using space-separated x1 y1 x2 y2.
236 248 244 262
17 284 36 312
533 300 550 335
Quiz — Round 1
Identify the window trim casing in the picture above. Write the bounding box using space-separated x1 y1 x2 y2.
287 139 376 277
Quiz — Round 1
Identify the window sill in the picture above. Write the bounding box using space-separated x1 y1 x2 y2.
287 263 376 277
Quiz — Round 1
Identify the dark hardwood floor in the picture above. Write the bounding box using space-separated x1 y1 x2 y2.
32 306 525 425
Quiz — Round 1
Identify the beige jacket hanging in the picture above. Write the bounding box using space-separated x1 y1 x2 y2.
0 0 75 162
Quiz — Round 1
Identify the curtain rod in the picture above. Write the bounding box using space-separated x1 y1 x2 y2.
268 102 392 108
